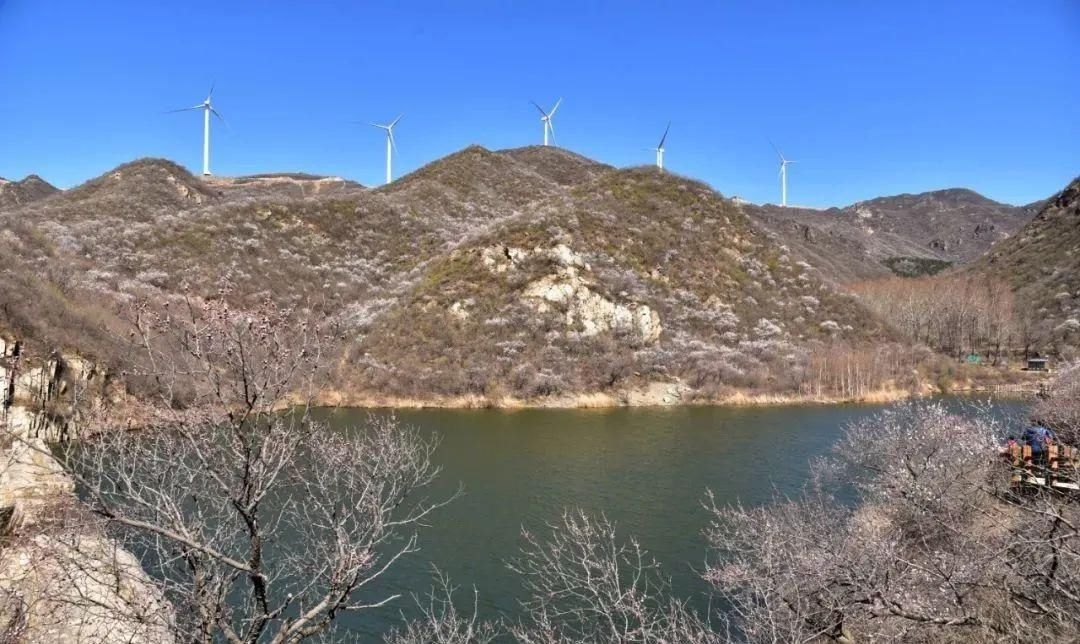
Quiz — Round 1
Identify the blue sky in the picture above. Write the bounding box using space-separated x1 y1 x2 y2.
1 1 1077 207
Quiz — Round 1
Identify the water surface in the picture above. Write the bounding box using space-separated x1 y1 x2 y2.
312 397 1028 638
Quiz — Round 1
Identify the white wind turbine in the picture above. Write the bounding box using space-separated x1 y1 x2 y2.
369 115 403 185
771 141 795 207
169 85 225 176
652 122 671 170
531 98 562 146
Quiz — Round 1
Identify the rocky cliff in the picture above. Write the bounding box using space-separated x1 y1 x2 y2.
0 336 173 643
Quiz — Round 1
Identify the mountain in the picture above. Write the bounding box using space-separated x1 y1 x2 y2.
970 177 1080 351
0 174 59 209
0 148 906 403
356 164 891 399
746 188 1038 282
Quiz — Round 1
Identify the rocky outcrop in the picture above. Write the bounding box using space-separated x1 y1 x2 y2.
1 337 115 443
523 273 662 343
0 335 175 643
483 243 663 344
0 529 175 643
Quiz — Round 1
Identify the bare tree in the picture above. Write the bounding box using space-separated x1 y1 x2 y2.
382 571 500 644
1034 360 1080 444
705 401 1080 643
58 296 449 643
507 509 720 644
852 274 1018 361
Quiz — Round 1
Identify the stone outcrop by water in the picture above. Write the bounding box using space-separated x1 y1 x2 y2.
0 336 175 643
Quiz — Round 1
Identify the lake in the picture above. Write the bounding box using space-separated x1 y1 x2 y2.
310 397 1029 639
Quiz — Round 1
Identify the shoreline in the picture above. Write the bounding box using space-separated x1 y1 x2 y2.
311 379 1043 411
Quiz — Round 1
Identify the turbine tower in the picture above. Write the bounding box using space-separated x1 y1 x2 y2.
169 85 225 176
370 115 403 185
771 142 795 207
652 122 671 170
531 98 562 146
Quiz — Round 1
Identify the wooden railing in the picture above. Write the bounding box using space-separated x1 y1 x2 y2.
1007 444 1080 491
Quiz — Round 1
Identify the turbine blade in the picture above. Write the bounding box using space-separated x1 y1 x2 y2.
390 114 404 128
548 120 556 145
165 106 201 113
658 121 671 148
210 107 229 130
548 97 562 117
369 123 386 129
530 101 547 117
389 130 399 154
768 139 783 161
206 82 215 102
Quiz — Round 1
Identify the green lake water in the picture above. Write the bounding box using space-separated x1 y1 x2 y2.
307 397 1029 639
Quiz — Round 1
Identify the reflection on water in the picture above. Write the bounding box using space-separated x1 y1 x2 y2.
305 396 1028 639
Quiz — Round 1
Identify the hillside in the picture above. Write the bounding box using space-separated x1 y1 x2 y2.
746 188 1038 282
0 148 924 404
354 165 894 400
0 174 59 209
970 177 1080 353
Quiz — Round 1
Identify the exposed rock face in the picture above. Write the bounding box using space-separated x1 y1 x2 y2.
485 243 663 344
1 337 110 442
0 532 175 643
523 272 662 343
0 336 175 643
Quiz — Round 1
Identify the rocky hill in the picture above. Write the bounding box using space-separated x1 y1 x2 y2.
969 177 1080 353
0 148 926 404
356 166 891 400
746 189 1038 282
0 175 58 209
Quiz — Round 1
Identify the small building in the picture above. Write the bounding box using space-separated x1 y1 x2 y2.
1027 357 1049 372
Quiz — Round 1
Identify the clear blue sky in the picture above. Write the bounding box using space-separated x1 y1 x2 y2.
1 1 1077 207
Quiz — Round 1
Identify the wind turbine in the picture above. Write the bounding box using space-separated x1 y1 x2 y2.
771 141 795 207
169 85 225 176
652 122 671 170
369 115 403 185
531 98 562 146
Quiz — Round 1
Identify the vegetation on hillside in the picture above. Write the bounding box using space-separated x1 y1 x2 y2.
970 177 1080 357
0 147 931 403
356 165 898 400
746 188 1038 285
0 174 58 210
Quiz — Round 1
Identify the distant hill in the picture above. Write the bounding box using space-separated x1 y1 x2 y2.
0 147 899 402
969 177 1080 352
0 174 59 209
746 188 1039 282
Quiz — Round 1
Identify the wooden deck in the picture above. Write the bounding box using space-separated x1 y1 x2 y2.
1007 444 1080 491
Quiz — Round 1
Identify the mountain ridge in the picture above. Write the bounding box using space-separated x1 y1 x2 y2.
744 186 1039 281
0 146 903 402
0 148 1069 403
